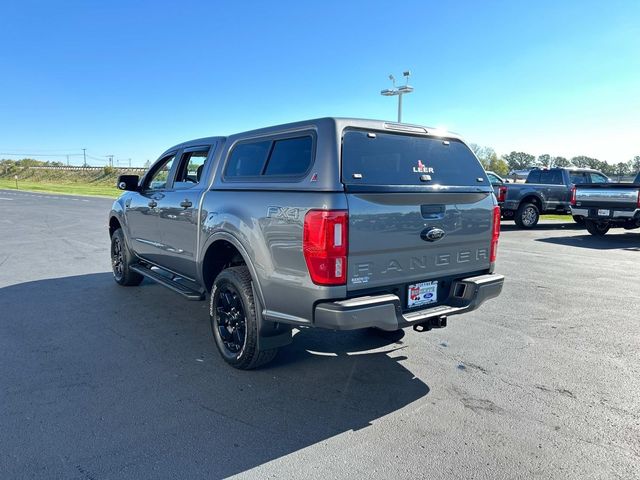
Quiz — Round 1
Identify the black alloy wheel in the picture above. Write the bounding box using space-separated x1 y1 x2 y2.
110 228 143 286
111 235 125 281
214 284 247 355
209 266 278 369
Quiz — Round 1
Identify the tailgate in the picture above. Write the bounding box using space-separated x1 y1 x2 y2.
341 129 494 292
575 186 640 209
346 192 494 291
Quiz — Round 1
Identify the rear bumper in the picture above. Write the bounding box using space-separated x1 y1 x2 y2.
314 273 504 331
571 207 640 220
502 200 519 211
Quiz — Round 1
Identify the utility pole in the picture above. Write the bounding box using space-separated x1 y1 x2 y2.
380 71 414 123
128 158 131 168
66 154 69 166
82 148 87 167
107 155 114 167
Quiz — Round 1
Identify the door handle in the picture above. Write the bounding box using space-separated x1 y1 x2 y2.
148 200 158 208
180 200 193 208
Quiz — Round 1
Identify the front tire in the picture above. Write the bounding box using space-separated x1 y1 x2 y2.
209 266 278 370
111 228 143 286
585 219 610 236
514 202 540 229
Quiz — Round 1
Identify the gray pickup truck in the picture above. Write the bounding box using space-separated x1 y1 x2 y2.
486 171 507 209
570 171 640 235
108 118 504 369
502 167 610 228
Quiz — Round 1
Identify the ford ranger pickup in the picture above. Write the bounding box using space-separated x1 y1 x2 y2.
108 118 504 369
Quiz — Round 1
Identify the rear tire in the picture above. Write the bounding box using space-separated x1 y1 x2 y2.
110 228 143 286
585 219 610 236
514 202 540 229
209 266 278 370
572 215 585 225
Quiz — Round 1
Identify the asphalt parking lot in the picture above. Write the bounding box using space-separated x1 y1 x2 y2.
1 189 639 480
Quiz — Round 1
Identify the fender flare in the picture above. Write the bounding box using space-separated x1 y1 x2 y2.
519 192 544 209
199 231 267 308
200 231 292 350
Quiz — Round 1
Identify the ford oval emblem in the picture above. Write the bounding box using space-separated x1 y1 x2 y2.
421 227 446 242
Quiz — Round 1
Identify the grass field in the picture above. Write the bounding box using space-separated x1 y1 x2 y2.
0 179 120 197
0 167 125 198
541 214 572 221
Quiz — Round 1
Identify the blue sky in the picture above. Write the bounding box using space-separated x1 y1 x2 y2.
1 0 638 166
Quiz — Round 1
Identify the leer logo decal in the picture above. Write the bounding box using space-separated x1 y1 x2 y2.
413 160 434 174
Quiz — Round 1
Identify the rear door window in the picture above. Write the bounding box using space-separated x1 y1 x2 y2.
570 172 588 184
539 171 552 184
174 148 210 189
341 130 485 187
526 171 541 183
538 170 562 184
589 172 608 183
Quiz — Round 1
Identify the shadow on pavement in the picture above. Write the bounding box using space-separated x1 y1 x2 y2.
536 231 640 250
0 273 429 478
501 221 582 232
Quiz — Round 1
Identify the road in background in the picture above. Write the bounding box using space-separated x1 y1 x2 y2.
1 189 639 479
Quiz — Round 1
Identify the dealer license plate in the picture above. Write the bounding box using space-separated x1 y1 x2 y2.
597 209 610 217
407 281 438 309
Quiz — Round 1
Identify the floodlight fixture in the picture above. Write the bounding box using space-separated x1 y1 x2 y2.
380 70 414 123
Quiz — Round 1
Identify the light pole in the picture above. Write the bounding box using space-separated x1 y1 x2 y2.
381 70 414 123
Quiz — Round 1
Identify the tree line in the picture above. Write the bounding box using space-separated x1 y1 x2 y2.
0 158 67 171
4 152 640 181
468 145 640 179
0 158 119 176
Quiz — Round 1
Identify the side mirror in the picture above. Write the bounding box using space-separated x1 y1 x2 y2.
117 174 139 191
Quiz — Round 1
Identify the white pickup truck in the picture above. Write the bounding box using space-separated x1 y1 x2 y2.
570 172 640 235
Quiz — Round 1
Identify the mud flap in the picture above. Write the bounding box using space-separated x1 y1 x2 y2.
252 284 292 351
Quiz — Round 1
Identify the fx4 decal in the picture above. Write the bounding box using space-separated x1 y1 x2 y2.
267 206 301 220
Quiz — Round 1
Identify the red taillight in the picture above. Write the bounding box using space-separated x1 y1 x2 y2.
637 190 640 208
570 186 577 206
303 210 348 285
497 186 507 203
490 206 500 263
